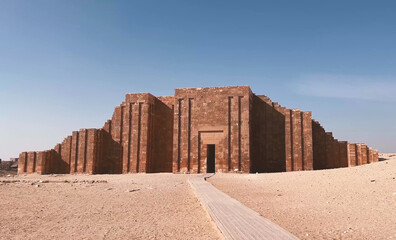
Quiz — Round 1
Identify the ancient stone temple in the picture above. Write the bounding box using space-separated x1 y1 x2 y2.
18 86 379 175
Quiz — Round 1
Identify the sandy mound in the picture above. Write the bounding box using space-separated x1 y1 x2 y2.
209 154 396 240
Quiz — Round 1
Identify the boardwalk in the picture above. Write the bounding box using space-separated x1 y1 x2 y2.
189 175 300 240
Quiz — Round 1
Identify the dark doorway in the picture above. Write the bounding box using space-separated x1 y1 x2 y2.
207 144 215 173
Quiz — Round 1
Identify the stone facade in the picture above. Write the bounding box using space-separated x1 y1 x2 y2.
173 87 251 173
17 86 379 175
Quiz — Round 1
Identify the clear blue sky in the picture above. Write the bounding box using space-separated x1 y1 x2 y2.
1 0 395 160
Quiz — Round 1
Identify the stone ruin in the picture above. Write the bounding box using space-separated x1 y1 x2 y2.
18 86 379 174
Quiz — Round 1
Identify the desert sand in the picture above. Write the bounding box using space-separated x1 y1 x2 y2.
1 155 395 240
0 173 223 240
209 154 396 240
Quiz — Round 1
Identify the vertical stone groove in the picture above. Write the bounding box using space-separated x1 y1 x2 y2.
147 103 154 172
187 98 192 172
238 96 242 171
301 112 305 170
228 96 232 171
33 152 37 173
127 103 132 172
120 106 124 144
69 137 72 171
198 133 201 173
58 145 62 158
83 129 88 172
24 152 28 172
290 110 294 171
136 103 142 172
177 99 182 172
74 132 79 173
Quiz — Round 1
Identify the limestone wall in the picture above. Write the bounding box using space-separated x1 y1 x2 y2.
348 143 379 166
18 93 174 174
173 86 251 173
250 95 314 172
17 85 379 175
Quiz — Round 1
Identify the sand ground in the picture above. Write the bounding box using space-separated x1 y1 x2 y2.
209 154 396 240
0 173 223 240
1 155 395 240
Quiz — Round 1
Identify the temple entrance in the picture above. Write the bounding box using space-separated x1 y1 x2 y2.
207 144 215 173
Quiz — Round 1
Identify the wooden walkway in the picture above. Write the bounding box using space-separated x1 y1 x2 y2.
189 174 300 240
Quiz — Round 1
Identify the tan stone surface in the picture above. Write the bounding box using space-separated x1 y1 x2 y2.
0 174 222 240
209 155 396 240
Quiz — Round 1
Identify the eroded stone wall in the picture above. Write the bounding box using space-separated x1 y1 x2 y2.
18 93 174 175
348 143 379 166
17 85 379 175
250 95 313 173
173 86 251 173
250 95 286 172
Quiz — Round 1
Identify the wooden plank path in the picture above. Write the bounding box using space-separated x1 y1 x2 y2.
189 174 300 240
